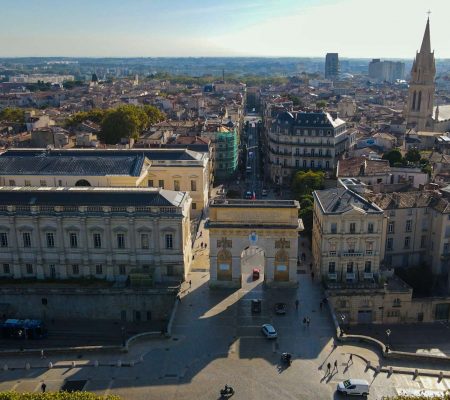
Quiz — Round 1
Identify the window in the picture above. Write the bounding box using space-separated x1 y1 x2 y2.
406 220 412 233
23 232 31 248
192 202 197 210
328 262 336 273
387 238 394 251
421 235 427 248
119 265 126 275
141 233 149 249
72 264 79 275
364 261 372 273
408 209 413 216
24 180 31 186
93 233 102 248
393 298 401 307
346 262 354 273
58 180 62 186
40 180 47 187
46 232 55 248
147 179 154 187
349 223 356 234
404 236 411 249
368 223 374 233
26 263 33 274
173 180 180 191
330 223 337 234
190 180 197 191
295 159 300 168
95 264 103 274
388 221 395 234
9 179 15 186
158 180 164 189
69 233 78 248
165 233 173 249
0 233 8 247
117 233 125 249
3 263 10 274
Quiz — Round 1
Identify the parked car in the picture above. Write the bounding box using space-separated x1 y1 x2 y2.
336 379 369 396
251 299 262 313
261 324 277 339
252 268 260 280
244 191 253 199
274 302 287 315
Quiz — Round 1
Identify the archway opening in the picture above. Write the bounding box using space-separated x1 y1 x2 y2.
240 245 265 287
75 179 91 187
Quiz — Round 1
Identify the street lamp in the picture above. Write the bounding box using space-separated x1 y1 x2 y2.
385 328 391 352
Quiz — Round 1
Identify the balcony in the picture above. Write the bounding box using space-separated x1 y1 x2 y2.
328 273 337 280
365 250 373 255
329 251 337 256
346 273 356 281
364 272 374 280
342 251 363 257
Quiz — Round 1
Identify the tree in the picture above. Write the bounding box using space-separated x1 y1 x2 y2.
299 195 313 209
0 108 25 123
382 149 403 166
291 170 325 197
99 105 149 144
143 105 165 125
405 148 421 163
299 206 313 238
316 100 327 109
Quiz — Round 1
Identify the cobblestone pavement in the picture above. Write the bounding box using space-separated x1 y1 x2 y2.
0 223 449 399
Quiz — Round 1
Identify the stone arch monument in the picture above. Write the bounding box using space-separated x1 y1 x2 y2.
206 199 303 288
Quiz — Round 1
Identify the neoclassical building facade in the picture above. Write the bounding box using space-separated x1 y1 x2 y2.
0 187 192 283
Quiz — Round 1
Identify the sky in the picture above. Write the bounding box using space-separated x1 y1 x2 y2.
1 0 449 58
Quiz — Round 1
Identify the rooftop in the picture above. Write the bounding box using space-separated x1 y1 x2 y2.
0 186 188 208
209 199 299 208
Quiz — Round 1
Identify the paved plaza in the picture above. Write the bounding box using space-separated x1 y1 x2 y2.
0 221 449 399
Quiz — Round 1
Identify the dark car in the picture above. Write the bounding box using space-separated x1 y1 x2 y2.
274 302 287 315
251 299 262 313
244 191 253 199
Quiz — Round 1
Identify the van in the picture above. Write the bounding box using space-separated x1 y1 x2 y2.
336 379 369 396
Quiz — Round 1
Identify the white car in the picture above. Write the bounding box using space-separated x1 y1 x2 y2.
337 379 369 396
261 324 277 339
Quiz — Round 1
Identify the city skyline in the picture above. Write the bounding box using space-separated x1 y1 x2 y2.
1 0 450 58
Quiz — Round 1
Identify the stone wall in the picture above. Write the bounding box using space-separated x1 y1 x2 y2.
0 287 176 322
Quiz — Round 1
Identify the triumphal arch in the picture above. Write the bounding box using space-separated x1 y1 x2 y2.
206 199 303 288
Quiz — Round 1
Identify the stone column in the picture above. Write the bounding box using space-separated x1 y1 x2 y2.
34 216 44 280
82 216 90 277
10 215 21 279
57 216 67 279
128 216 136 267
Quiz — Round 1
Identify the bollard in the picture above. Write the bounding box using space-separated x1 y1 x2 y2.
414 369 419 378
389 366 393 375
25 363 30 370
71 361 76 368
117 360 122 367
3 364 7 371
48 362 53 369
94 360 99 368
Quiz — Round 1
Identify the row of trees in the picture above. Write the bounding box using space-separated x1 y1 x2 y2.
0 108 25 123
382 148 432 175
291 170 325 238
65 105 165 144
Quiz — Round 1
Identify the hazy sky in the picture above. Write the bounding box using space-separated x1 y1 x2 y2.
1 0 449 58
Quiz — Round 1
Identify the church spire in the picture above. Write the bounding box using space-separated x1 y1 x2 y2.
420 17 432 54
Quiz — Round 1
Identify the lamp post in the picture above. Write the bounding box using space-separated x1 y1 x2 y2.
385 328 391 352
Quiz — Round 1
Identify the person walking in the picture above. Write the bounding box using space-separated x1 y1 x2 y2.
326 362 331 374
348 354 353 366
311 271 315 281
333 360 338 373
41 383 46 393
319 301 323 311
306 317 310 327
189 280 192 288
40 349 45 359
295 299 299 311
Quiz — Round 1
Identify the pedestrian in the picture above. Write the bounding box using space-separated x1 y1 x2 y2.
309 262 312 270
303 317 306 325
205 243 207 249
40 349 45 359
319 301 323 311
326 362 331 374
311 271 315 281
189 280 192 288
192 255 195 260
201 242 204 249
199 231 202 238
41 383 46 393
348 354 353 365
333 360 338 372
306 317 310 327
295 299 299 311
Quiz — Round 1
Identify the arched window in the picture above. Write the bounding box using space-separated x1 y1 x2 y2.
393 298 401 307
417 91 422 111
412 91 416 111
75 179 91 187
